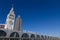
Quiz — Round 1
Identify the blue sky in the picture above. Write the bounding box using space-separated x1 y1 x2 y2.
0 0 60 37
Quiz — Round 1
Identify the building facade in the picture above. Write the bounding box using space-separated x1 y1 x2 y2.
0 6 60 40
0 29 60 40
0 24 5 28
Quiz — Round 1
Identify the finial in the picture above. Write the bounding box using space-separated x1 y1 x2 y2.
11 0 14 8
11 4 14 11
9 4 14 14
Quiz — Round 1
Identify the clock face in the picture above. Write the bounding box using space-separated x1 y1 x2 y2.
9 21 13 25
9 16 14 20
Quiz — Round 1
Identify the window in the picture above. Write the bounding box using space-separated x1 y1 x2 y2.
10 14 14 17
21 33 29 40
41 35 45 40
9 16 14 20
36 35 40 38
30 34 35 38
10 32 19 37
0 30 6 36
30 34 35 40
10 32 19 40
36 35 40 40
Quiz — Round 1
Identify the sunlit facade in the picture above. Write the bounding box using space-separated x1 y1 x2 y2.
0 29 60 40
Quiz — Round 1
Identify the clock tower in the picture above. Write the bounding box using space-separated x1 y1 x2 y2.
4 6 15 30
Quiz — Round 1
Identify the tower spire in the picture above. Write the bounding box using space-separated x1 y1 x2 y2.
9 4 14 15
4 3 15 30
14 15 22 31
12 4 14 9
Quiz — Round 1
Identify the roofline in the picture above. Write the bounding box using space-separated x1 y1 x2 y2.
0 24 5 25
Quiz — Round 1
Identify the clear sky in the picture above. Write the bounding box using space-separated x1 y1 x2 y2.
0 0 60 37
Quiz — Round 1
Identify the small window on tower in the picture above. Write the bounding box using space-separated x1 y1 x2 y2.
9 16 14 20
10 14 14 17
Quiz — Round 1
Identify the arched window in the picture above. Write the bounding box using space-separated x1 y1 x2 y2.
36 35 40 38
0 30 6 36
36 35 40 40
41 35 45 40
21 33 29 40
45 35 47 40
10 32 19 37
30 34 35 40
31 34 35 38
10 32 19 40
